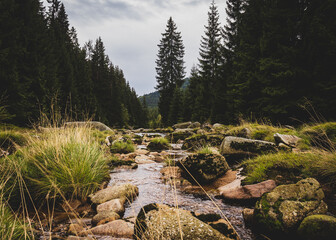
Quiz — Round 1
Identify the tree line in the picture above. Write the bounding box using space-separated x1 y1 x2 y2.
0 0 147 127
156 0 336 126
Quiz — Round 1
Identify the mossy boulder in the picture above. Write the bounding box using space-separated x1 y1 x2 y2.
147 137 170 151
177 153 230 184
134 203 235 240
220 136 277 162
167 129 194 143
173 122 192 129
65 121 112 131
182 134 224 150
254 178 328 238
297 214 336 240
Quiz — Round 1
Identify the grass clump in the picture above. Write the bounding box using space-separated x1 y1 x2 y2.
91 129 115 145
6 126 110 203
0 201 29 240
197 146 215 155
110 140 135 154
225 122 298 143
0 130 27 152
147 137 170 151
242 151 336 188
301 122 336 149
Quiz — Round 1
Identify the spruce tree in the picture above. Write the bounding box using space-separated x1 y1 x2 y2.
196 0 222 122
155 17 185 125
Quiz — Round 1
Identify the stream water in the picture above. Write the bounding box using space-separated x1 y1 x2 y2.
109 141 254 240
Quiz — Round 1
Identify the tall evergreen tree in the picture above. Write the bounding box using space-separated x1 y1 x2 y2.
196 0 222 122
155 17 185 125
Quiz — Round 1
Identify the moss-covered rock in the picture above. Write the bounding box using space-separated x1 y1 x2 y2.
173 122 192 129
147 137 170 151
134 204 235 240
177 153 230 184
297 214 336 240
167 129 194 143
182 134 224 150
220 136 277 162
253 178 328 238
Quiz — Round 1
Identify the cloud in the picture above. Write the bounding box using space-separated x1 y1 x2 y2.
57 0 227 95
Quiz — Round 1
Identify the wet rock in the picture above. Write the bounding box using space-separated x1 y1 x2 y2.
134 203 235 240
82 220 134 238
178 153 230 184
89 183 139 205
182 134 224 151
274 133 301 148
92 211 120 226
134 155 155 164
254 178 328 237
96 198 125 215
135 149 149 155
64 121 112 131
220 136 277 162
220 180 276 202
173 121 192 129
242 208 254 227
297 214 336 240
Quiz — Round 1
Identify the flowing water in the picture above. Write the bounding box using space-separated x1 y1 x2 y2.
109 142 254 240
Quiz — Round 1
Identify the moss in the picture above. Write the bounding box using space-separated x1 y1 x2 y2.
182 134 224 150
110 141 135 154
298 215 336 240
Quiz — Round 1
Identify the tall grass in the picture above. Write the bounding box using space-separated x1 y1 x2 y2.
5 125 110 203
242 151 336 187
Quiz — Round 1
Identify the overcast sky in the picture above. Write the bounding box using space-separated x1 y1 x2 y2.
59 0 227 95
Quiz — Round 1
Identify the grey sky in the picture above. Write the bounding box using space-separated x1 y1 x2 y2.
60 0 227 95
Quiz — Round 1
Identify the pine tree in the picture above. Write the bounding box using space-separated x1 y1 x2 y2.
168 86 183 125
196 0 222 122
155 17 185 125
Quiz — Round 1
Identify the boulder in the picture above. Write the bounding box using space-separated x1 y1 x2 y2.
168 129 194 143
220 180 276 202
92 211 120 226
96 198 125 215
213 123 224 129
82 220 134 238
134 204 235 240
173 122 192 129
254 178 328 237
274 133 301 148
178 153 230 184
89 184 139 205
182 134 224 150
135 149 149 155
67 236 94 240
189 122 201 128
134 155 155 164
220 136 277 161
64 121 112 131
202 123 214 132
297 214 336 240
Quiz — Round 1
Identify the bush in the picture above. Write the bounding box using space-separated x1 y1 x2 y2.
242 151 336 188
6 126 110 203
110 141 135 154
147 137 170 151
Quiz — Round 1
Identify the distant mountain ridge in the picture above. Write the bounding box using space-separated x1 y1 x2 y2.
139 78 189 109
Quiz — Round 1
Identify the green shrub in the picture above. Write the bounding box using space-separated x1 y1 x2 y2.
242 151 336 188
110 141 135 154
7 127 110 202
